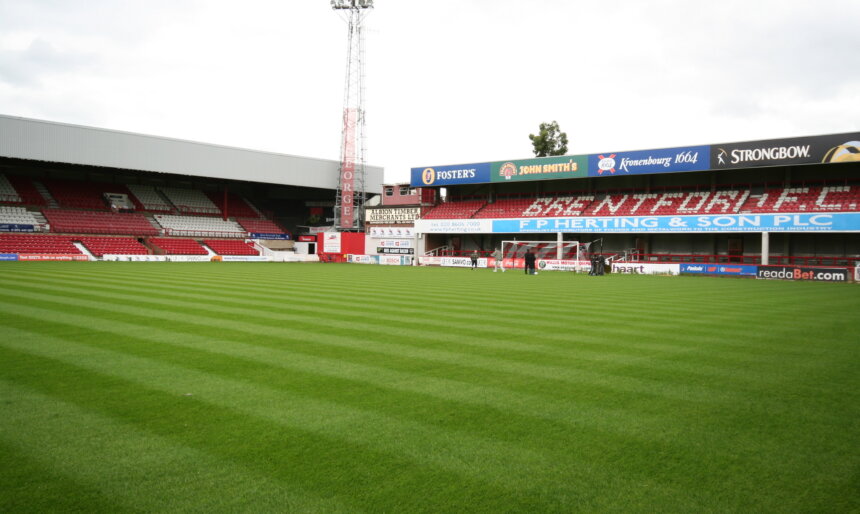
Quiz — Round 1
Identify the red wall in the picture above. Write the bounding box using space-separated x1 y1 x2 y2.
316 232 365 256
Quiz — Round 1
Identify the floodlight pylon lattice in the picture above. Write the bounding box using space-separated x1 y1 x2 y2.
332 0 373 231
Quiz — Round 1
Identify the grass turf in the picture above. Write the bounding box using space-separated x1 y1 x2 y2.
0 261 858 512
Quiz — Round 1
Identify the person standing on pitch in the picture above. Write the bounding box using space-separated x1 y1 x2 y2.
470 249 479 270
492 247 505 272
524 249 537 275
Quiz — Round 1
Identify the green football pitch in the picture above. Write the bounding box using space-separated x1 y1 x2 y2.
1 262 858 512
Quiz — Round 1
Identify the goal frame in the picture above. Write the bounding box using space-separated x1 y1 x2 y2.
500 240 588 272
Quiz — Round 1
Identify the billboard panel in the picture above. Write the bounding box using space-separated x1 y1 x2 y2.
680 264 759 276
410 163 491 187
588 145 710 177
491 155 588 182
757 265 850 282
711 133 860 169
491 212 860 234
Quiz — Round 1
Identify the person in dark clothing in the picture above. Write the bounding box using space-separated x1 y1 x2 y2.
524 249 537 275
470 250 479 270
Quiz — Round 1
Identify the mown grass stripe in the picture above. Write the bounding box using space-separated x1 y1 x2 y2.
0 293 758 406
0 379 358 513
1 273 825 387
0 328 713 512
1 262 858 512
3 268 845 363
5 272 840 392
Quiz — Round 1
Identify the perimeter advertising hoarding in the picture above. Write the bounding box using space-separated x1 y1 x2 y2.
757 265 849 282
491 155 588 183
410 163 491 187
680 264 759 276
492 212 860 234
0 224 35 232
588 145 710 177
710 133 860 169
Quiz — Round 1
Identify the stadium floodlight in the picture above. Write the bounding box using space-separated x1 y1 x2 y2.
332 0 374 230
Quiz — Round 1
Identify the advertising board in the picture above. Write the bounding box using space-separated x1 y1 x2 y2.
611 263 680 275
17 254 89 261
369 227 415 239
323 232 342 253
855 266 860 283
414 218 492 234
366 207 421 223
536 259 584 272
103 255 168 262
250 233 290 240
0 253 19 261
680 264 758 276
377 239 413 248
410 163 491 187
440 257 487 268
588 145 710 177
0 224 35 232
756 265 849 282
220 256 271 262
492 212 860 234
711 133 860 170
377 247 413 255
491 155 588 183
348 254 375 264
379 255 408 266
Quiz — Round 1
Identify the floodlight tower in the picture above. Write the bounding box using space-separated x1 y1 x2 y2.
332 0 373 231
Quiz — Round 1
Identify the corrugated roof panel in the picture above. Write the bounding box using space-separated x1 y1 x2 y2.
0 114 383 193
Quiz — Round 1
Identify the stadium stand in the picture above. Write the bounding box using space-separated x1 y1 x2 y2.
43 209 159 236
78 236 149 257
149 237 208 255
0 174 22 203
424 184 860 219
126 184 174 213
0 234 81 254
0 206 41 227
205 191 261 218
236 218 287 235
154 214 246 237
739 185 860 213
421 199 486 219
5 175 47 206
159 187 220 215
204 239 259 256
42 179 143 211
475 194 596 218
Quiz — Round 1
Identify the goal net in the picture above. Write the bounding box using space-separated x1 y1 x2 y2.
500 240 589 272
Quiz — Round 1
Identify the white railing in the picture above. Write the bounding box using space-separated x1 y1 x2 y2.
425 245 450 256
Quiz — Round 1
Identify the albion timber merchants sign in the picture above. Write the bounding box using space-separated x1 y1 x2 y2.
365 207 421 223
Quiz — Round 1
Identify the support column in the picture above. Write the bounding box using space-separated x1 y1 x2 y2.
557 232 563 260
761 231 770 266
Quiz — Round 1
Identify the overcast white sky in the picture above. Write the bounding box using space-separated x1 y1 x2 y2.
1 0 858 184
